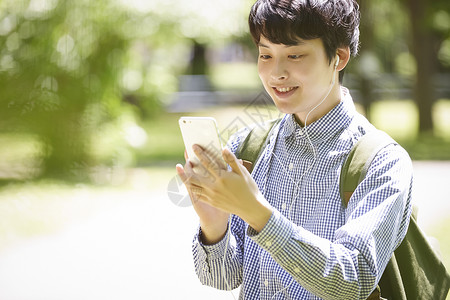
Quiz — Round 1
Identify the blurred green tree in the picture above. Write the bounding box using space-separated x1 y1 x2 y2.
400 0 450 135
356 0 449 136
0 0 133 179
0 0 255 180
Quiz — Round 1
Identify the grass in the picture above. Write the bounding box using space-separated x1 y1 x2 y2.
434 100 450 139
369 100 419 140
369 99 450 160
210 63 260 91
137 113 186 163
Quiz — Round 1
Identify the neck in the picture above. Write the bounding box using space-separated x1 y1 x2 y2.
294 84 341 127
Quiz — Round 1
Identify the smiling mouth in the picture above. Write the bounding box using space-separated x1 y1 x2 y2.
273 86 298 94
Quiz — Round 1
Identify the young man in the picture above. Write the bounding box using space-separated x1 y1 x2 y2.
176 0 413 299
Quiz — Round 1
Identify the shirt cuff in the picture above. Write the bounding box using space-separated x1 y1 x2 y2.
247 209 293 255
197 225 231 261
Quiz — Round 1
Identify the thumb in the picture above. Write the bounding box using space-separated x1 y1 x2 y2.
222 148 244 175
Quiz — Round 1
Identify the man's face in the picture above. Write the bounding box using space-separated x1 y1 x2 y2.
257 36 339 125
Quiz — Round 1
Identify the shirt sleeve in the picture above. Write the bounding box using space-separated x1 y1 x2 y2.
247 144 413 300
192 222 243 290
191 129 250 290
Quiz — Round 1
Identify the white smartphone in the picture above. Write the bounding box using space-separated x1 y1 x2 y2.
178 117 226 173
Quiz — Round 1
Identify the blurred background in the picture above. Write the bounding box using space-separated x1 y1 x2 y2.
0 0 449 299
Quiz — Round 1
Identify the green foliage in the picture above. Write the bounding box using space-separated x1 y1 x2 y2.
0 0 130 179
0 0 188 180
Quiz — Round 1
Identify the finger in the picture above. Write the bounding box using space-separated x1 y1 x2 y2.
176 163 215 207
184 155 214 182
192 144 224 178
177 160 211 188
176 162 203 186
176 163 190 183
183 150 195 170
222 148 244 176
177 164 210 199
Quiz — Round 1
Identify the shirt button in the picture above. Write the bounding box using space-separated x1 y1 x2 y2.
289 162 294 171
264 279 269 287
294 267 300 273
265 241 272 247
281 203 287 210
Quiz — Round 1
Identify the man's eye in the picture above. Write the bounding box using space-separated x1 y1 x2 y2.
259 55 271 60
289 55 303 59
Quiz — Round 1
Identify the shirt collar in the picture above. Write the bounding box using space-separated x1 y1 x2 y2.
280 87 355 144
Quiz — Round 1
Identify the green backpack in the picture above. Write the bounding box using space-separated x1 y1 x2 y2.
235 119 450 300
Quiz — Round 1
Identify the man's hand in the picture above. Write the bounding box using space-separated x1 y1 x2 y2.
177 145 273 235
176 149 229 244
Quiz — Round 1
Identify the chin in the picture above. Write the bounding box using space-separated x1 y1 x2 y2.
271 99 300 115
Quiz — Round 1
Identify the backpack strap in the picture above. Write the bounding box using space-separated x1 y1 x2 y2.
235 118 281 173
339 130 397 207
339 130 396 299
340 130 450 299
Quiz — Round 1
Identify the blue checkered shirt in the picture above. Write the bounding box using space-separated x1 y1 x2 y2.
192 88 413 299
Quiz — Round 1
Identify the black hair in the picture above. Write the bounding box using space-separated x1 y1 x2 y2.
249 0 360 81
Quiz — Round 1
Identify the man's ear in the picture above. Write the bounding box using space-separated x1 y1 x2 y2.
336 47 351 71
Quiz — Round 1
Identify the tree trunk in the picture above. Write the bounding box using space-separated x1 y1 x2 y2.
187 41 209 75
357 0 376 119
405 0 437 134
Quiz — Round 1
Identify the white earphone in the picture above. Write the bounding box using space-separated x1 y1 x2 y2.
335 56 340 68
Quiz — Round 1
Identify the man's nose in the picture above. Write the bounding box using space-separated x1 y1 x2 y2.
271 60 288 81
